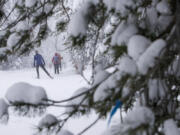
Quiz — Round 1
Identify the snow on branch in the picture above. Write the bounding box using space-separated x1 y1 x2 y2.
111 22 138 46
36 114 60 134
137 39 167 75
127 35 151 61
36 113 74 135
164 119 180 135
5 82 48 117
103 0 135 15
68 0 98 37
107 107 154 135
25 0 37 8
65 87 90 115
93 56 137 103
7 32 21 49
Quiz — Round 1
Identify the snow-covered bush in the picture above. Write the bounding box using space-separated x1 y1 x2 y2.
37 114 59 133
38 114 58 128
0 55 33 70
37 114 73 135
5 82 48 117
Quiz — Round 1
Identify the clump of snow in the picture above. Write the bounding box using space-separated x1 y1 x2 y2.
0 47 9 56
68 1 97 36
103 0 135 16
56 17 67 24
118 56 137 76
66 87 89 113
156 0 171 15
93 71 122 102
16 21 30 32
33 6 43 17
93 57 137 102
122 87 130 97
44 3 53 14
111 22 127 45
125 106 154 126
104 24 114 35
116 25 138 45
158 15 173 33
68 11 87 36
164 119 180 135
0 30 6 38
16 0 24 6
25 0 37 8
57 129 74 135
94 64 104 73
111 22 138 46
128 35 151 61
148 79 159 100
137 39 167 74
7 33 21 48
146 7 158 31
37 114 59 134
0 98 9 124
6 82 47 105
148 79 167 100
38 114 58 128
93 70 110 86
108 107 154 135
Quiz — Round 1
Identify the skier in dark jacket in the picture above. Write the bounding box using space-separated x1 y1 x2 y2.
34 51 53 79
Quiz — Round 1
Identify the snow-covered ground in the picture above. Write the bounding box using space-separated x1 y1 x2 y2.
0 68 111 135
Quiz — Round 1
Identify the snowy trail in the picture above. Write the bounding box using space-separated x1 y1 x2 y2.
0 68 107 135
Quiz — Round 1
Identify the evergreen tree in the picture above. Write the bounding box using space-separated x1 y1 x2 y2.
0 0 70 61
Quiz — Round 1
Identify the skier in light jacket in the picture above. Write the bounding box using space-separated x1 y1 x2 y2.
52 53 61 74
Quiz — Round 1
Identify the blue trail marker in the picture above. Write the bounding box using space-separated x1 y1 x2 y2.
108 100 123 126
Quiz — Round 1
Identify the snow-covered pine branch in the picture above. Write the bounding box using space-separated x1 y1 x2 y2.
0 0 180 135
